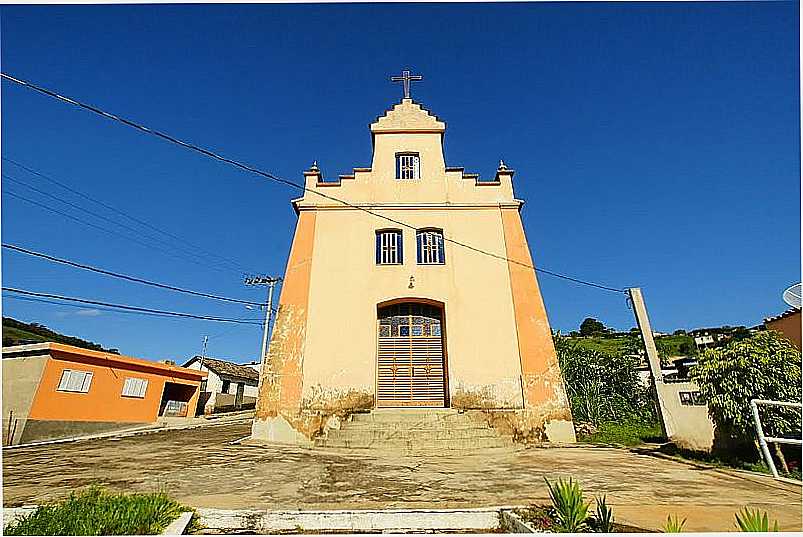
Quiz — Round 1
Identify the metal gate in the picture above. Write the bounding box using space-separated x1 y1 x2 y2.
377 302 446 407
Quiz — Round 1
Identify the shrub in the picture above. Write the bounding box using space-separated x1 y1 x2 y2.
554 336 654 425
662 514 686 533
734 507 779 532
4 486 188 536
690 331 801 444
593 495 614 533
544 477 590 532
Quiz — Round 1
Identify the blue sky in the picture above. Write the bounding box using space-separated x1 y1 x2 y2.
1 2 799 363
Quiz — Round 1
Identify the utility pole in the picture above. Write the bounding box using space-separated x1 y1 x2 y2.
244 275 282 372
627 287 670 439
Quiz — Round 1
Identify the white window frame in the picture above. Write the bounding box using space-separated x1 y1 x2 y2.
376 230 403 265
57 369 93 393
121 377 149 398
417 229 445 265
396 153 420 180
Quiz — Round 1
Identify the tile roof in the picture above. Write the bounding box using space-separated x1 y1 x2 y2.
186 356 260 381
764 308 802 324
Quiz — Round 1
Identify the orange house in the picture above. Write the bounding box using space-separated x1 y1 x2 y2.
2 342 206 445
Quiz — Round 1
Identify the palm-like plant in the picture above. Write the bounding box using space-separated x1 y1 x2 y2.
735 507 780 532
544 477 589 532
663 514 686 533
594 495 614 532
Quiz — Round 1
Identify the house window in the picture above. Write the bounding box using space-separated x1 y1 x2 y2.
417 229 445 264
57 369 93 393
200 380 208 392
121 377 148 398
376 230 403 265
222 380 230 393
396 153 420 180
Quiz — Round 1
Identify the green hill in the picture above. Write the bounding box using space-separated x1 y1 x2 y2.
566 333 696 359
2 317 118 353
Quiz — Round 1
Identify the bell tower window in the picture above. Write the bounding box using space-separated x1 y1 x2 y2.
396 153 420 180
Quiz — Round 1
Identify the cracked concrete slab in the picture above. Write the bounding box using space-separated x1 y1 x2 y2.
3 423 800 532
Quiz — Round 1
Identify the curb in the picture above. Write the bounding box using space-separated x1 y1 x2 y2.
499 510 539 533
3 416 251 450
195 506 525 533
162 511 193 535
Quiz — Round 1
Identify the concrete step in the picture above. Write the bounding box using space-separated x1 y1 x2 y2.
349 410 461 424
316 435 513 451
314 409 514 453
343 420 490 431
324 427 500 442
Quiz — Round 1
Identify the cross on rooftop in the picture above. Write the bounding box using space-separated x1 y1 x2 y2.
390 70 423 99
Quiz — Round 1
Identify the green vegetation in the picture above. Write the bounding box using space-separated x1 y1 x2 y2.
544 477 590 532
690 331 801 473
579 421 663 447
554 336 655 425
4 486 190 536
516 475 783 532
734 507 780 532
579 317 608 337
2 317 117 353
593 495 614 533
662 514 687 533
568 333 696 362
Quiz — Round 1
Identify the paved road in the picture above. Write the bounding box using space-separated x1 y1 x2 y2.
3 422 801 532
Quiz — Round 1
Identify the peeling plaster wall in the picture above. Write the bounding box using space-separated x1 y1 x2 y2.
301 207 525 412
253 98 575 445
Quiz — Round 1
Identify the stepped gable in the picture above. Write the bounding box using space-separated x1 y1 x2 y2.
370 98 446 133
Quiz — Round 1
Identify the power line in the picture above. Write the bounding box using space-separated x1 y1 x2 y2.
2 172 241 274
3 189 239 276
2 157 258 274
2 243 266 306
0 71 625 294
2 287 264 325
4 295 259 325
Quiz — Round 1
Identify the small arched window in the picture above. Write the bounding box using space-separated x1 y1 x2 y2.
416 229 445 265
376 229 403 265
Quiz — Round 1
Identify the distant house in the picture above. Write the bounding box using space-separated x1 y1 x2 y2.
182 356 261 414
2 343 206 446
764 308 802 350
690 331 718 349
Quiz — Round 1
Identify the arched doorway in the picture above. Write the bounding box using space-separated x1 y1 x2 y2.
376 301 447 407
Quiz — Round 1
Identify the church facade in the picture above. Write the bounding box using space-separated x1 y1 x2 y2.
252 79 575 445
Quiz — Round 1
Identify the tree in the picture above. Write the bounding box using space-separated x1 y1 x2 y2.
690 331 801 465
579 317 606 337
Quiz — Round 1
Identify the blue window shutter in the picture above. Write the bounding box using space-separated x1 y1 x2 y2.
375 233 381 264
416 232 422 264
397 231 403 263
438 232 445 264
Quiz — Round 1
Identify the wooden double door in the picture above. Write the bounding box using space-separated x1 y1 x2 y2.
376 302 446 407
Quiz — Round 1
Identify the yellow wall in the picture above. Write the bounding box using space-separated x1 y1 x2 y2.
253 97 574 443
302 206 524 408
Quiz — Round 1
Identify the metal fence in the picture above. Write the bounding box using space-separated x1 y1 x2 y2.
750 399 802 482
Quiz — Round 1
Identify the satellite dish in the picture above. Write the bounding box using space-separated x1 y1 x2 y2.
783 283 802 308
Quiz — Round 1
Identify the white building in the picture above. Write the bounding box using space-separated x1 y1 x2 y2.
183 356 261 414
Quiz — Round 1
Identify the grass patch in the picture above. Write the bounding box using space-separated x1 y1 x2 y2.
4 486 191 536
656 443 802 479
578 421 664 447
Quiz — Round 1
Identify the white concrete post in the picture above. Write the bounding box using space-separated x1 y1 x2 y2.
628 287 670 439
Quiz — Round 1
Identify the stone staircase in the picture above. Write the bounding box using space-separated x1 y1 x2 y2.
314 409 514 452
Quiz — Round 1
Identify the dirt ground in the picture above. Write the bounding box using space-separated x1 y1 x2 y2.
3 422 801 532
